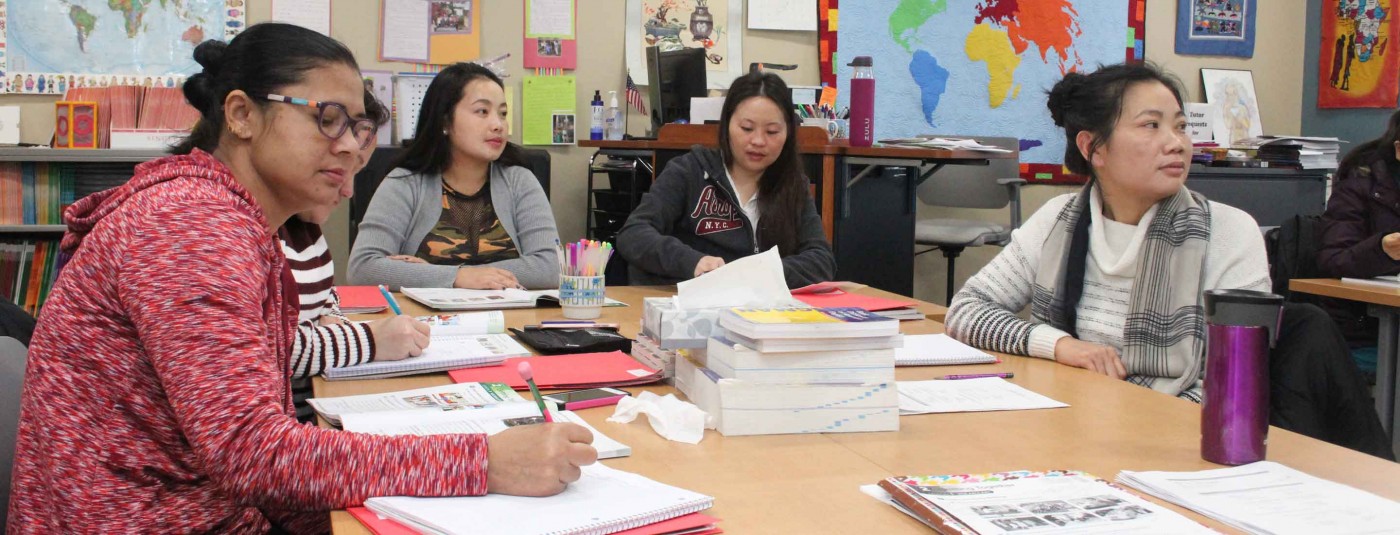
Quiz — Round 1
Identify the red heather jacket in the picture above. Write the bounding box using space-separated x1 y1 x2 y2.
7 151 487 534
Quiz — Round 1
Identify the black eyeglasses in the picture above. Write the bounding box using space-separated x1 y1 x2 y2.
261 93 378 149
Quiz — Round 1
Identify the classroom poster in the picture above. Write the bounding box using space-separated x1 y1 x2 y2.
525 0 578 69
1174 0 1256 58
625 0 745 88
379 0 481 65
522 75 577 145
1318 0 1399 108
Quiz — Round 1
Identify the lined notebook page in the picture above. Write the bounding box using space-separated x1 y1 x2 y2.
894 334 997 366
323 334 528 380
365 464 713 535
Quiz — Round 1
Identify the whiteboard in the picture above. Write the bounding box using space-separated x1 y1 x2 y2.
392 74 436 145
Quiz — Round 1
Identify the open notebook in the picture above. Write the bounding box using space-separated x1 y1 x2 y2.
365 463 714 535
341 402 633 460
323 333 530 380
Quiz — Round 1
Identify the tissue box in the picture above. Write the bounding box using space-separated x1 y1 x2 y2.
641 297 725 349
631 333 687 379
674 353 899 436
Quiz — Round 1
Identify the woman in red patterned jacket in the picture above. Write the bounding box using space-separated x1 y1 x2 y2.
7 23 596 534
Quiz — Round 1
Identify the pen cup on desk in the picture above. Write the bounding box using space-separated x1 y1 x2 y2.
559 275 606 319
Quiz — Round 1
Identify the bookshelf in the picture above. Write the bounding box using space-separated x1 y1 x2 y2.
0 147 165 313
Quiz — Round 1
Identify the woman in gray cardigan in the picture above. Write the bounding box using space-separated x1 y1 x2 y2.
349 63 559 290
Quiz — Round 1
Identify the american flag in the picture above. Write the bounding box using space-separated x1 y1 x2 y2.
625 73 648 116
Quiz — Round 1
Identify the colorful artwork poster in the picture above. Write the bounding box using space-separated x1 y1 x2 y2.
1175 0 1256 57
1 0 246 94
1319 0 1399 108
626 0 745 89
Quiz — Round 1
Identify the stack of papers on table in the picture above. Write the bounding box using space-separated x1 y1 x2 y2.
897 378 1067 415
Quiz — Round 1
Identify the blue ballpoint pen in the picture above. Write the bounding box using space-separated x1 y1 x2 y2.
378 285 403 315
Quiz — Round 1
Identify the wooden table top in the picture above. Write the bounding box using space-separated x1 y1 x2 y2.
1290 278 1400 308
324 286 1400 534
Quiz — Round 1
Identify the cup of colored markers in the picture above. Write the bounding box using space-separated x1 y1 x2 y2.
558 239 613 320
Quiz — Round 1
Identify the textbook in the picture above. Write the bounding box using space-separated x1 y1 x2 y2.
335 286 389 314
365 463 714 535
416 311 506 335
1117 461 1400 534
674 353 898 436
306 382 523 427
705 335 895 384
869 470 1212 534
722 328 904 353
718 307 900 339
322 333 530 380
895 334 998 366
341 402 633 460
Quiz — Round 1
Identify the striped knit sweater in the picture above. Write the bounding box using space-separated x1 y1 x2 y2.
279 217 375 378
7 151 488 534
946 191 1270 389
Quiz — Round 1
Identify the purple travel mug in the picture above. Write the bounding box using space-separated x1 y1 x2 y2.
848 56 875 147
1201 289 1283 465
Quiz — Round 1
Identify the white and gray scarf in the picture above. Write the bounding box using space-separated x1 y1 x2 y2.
1031 184 1212 398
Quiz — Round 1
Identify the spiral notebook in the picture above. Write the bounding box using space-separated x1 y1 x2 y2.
322 334 529 380
895 334 998 366
364 463 714 535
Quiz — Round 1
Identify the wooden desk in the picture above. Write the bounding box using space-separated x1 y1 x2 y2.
324 286 1400 534
1290 278 1400 454
580 125 1014 295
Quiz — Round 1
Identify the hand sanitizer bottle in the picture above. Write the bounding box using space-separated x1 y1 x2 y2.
605 91 624 140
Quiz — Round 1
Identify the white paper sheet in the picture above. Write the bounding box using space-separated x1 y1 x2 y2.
272 0 331 36
526 0 575 38
381 0 430 62
897 378 1068 415
747 0 818 31
894 334 997 366
676 247 791 310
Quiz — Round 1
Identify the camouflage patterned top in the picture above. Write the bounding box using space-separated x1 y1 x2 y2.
416 180 521 265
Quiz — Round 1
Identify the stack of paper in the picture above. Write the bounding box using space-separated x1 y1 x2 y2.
895 334 998 366
897 378 1068 415
878 137 1013 153
1117 461 1400 534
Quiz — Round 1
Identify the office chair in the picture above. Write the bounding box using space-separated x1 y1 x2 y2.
913 137 1023 304
350 143 551 245
0 336 28 527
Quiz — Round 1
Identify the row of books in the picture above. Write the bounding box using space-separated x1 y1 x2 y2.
0 163 78 225
58 86 199 148
1 241 67 315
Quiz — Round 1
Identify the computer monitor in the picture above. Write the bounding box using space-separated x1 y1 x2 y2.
645 46 708 135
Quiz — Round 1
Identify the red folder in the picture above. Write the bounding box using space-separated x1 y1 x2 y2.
349 507 723 535
336 286 389 313
448 351 662 390
793 289 916 312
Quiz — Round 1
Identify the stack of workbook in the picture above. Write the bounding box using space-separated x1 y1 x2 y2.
676 307 902 436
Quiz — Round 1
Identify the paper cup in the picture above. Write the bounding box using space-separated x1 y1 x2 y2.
559 275 605 319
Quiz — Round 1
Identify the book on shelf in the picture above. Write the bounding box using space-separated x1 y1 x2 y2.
1 240 66 315
1116 461 1400 535
705 335 895 384
364 463 715 535
718 307 900 339
0 162 76 225
322 333 529 380
895 334 998 366
306 382 523 427
868 470 1213 534
341 402 633 460
674 353 899 436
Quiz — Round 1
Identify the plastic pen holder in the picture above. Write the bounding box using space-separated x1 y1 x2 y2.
559 275 605 319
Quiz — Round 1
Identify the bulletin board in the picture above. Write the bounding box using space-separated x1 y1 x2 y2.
393 74 435 144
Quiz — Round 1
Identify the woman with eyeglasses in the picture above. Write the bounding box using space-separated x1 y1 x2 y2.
348 62 560 291
7 23 596 533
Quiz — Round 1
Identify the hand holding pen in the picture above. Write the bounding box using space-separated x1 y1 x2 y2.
368 286 430 360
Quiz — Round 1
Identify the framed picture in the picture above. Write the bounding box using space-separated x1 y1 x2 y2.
1201 68 1263 147
1175 0 1256 58
1317 0 1399 108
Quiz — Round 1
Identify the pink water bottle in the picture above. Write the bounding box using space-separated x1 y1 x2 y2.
848 56 875 147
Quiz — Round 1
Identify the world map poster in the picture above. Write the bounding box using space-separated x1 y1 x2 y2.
0 0 245 95
1318 0 1398 108
837 1 1146 184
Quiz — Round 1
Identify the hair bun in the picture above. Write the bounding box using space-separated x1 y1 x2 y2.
192 40 228 75
1047 72 1088 128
